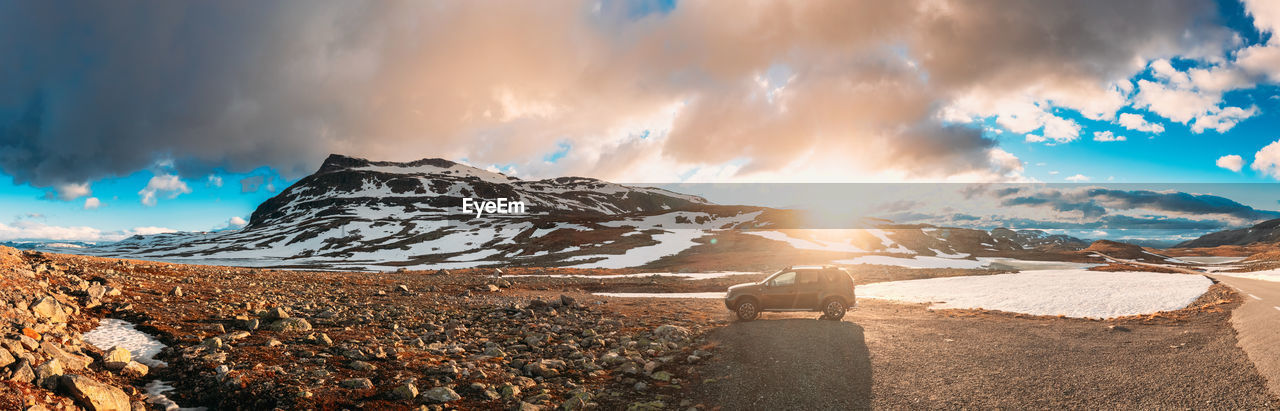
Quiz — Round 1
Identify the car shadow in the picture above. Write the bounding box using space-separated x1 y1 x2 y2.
689 319 873 410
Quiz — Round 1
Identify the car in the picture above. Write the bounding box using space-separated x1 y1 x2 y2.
724 265 856 321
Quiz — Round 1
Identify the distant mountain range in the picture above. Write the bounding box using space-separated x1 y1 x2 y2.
1175 218 1280 248
71 154 1089 270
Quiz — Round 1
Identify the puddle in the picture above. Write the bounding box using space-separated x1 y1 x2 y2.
84 319 206 411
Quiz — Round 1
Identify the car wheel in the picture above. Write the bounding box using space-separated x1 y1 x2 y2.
735 299 759 321
822 299 846 321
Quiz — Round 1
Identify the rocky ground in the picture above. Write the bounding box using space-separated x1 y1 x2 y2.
0 246 1275 410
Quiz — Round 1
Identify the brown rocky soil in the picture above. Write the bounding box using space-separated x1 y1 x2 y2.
2 246 1274 409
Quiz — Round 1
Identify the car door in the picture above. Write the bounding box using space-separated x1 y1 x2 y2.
760 271 798 309
792 270 822 309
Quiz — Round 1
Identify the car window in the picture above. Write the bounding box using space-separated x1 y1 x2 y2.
770 271 796 286
797 271 820 284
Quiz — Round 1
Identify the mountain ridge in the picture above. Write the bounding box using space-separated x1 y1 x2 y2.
75 154 1088 270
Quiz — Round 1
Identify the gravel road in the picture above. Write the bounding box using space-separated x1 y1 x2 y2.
688 287 1276 409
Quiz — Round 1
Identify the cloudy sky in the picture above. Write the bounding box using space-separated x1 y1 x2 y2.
4 0 1280 242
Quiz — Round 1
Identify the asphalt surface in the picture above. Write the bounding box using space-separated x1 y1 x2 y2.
1208 274 1280 397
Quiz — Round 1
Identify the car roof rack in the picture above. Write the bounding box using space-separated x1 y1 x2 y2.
785 264 841 270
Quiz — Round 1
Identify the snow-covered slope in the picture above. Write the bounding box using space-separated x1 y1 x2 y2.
76 155 1088 270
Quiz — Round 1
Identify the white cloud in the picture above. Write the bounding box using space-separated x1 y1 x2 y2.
1216 154 1244 172
207 175 224 188
1065 174 1090 182
1041 116 1081 144
1133 79 1219 124
1192 105 1258 133
130 226 178 236
138 174 192 206
1133 60 1257 134
1251 140 1280 179
987 148 1024 173
1025 134 1046 143
1092 131 1126 142
53 182 91 201
0 221 177 242
1116 113 1165 134
83 197 101 210
228 216 248 228
1049 170 1060 175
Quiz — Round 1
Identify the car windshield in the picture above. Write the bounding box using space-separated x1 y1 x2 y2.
769 271 797 286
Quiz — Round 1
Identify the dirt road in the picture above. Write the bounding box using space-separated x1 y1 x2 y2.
688 295 1275 409
1209 274 1280 397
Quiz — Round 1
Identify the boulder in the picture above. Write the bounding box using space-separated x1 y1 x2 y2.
31 296 68 323
61 374 131 411
261 307 290 320
653 324 690 341
0 347 14 368
423 386 461 403
120 361 149 378
103 346 132 370
339 378 374 389
266 318 312 332
36 358 64 389
8 360 34 383
391 382 419 400
42 342 91 370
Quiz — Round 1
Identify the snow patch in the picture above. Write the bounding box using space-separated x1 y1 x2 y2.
859 270 1211 318
565 230 706 269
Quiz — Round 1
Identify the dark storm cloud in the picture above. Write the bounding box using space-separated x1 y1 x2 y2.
0 0 1235 196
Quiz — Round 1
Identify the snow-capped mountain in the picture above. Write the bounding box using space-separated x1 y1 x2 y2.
77 155 1086 270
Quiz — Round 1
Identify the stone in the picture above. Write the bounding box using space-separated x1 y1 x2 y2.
422 386 461 403
202 337 224 350
559 294 576 307
103 346 132 370
31 296 68 323
391 382 419 400
653 325 690 341
36 358 64 389
0 347 13 368
9 360 34 383
651 371 673 382
120 361 149 378
42 342 91 370
87 284 107 300
266 318 312 332
340 378 374 389
626 400 665 411
62 374 131 411
561 392 591 410
262 307 290 320
499 384 521 398
170 286 183 297
349 360 377 371
486 284 500 292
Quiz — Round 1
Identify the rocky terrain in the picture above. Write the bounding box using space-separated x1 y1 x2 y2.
0 246 735 410
3 245 1274 410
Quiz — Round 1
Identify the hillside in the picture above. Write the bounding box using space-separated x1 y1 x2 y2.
73 155 1088 270
1175 218 1280 248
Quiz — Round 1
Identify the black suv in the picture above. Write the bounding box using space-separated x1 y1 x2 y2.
724 265 856 321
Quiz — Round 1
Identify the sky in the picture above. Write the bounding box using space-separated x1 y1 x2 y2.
6 0 1280 242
